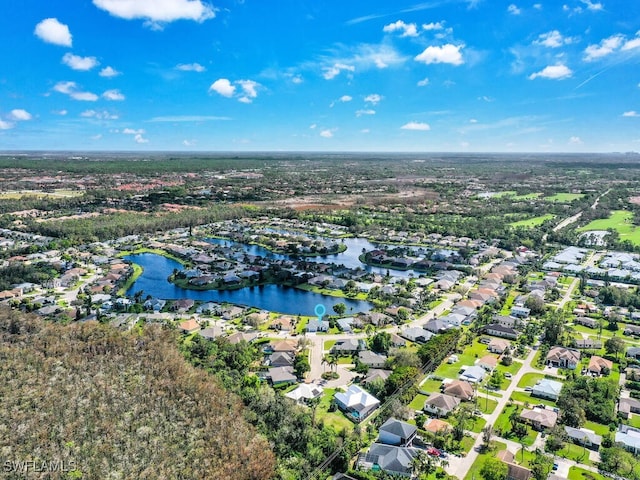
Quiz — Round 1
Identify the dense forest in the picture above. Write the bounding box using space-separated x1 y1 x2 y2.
0 308 274 479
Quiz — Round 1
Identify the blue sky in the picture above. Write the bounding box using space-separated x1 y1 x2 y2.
1 0 639 152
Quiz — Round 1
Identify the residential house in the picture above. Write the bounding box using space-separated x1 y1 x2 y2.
227 331 258 344
424 393 460 417
358 350 387 368
358 443 420 477
459 365 486 383
618 397 640 419
269 340 298 353
520 407 558 430
624 325 640 336
267 366 297 386
268 351 295 368
443 380 475 401
575 338 602 349
574 316 598 328
178 318 200 334
615 425 640 455
144 298 166 312
587 355 613 375
285 383 324 404
510 306 531 318
363 369 392 385
337 317 354 333
627 346 640 360
389 333 407 348
546 346 581 369
477 355 498 372
424 318 451 334
378 418 417 447
483 324 519 340
400 327 433 343
334 385 380 422
172 298 195 313
494 315 520 329
199 325 224 340
532 379 563 401
271 316 293 332
423 418 451 434
564 427 602 451
306 318 329 332
496 451 532 480
332 339 364 355
488 338 511 354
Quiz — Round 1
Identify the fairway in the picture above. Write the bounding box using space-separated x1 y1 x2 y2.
510 214 555 228
578 210 640 245
545 193 585 202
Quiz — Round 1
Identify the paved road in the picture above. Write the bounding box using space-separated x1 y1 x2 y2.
448 346 539 479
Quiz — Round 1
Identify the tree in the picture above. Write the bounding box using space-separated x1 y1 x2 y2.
605 336 626 360
488 370 504 390
481 424 493 451
370 332 392 354
480 457 507 480
293 353 310 378
525 295 546 316
542 310 564 346
411 451 437 479
332 302 346 316
530 449 554 480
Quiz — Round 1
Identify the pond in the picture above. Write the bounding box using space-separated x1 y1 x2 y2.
124 253 373 315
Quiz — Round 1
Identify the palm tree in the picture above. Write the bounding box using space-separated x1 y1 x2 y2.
328 354 338 372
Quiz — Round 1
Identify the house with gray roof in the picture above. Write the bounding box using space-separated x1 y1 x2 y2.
628 346 640 360
459 365 486 383
400 326 433 343
532 379 563 401
331 338 365 355
424 392 460 417
267 366 297 386
424 318 452 333
615 425 640 454
334 385 380 422
483 323 519 340
564 427 602 451
358 443 420 477
546 346 581 369
358 350 387 368
378 418 417 447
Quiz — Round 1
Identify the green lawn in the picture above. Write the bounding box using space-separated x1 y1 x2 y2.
500 291 518 315
515 447 537 468
545 193 586 202
582 420 610 436
323 340 337 351
463 441 507 480
433 340 488 379
510 391 556 407
568 466 606 480
513 192 543 201
476 397 499 415
460 435 476 453
410 394 428 410
494 404 538 446
510 214 555 228
491 191 517 198
468 416 487 434
517 372 563 388
499 360 524 376
420 378 443 394
578 210 640 246
315 388 353 432
557 442 595 466
295 317 310 334
625 413 640 428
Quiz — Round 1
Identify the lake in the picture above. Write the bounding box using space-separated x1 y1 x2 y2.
124 253 372 315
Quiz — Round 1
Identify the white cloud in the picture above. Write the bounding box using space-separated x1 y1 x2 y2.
34 18 72 47
134 134 149 144
123 128 145 134
622 33 640 51
422 22 444 31
401 121 431 131
364 94 383 105
320 129 334 138
209 78 236 97
183 139 195 146
415 44 464 65
290 75 303 84
237 80 260 103
53 81 99 101
584 34 625 61
417 77 430 86
469 118 478 123
361 129 370 133
623 111 640 117
99 66 121 77
92 0 215 26
534 30 575 48
0 120 14 130
71 91 99 101
569 136 583 144
91 134 103 140
176 63 206 72
323 63 355 80
9 109 32 121
478 95 494 102
81 110 118 120
383 20 418 37
62 53 99 71
150 115 230 122
102 89 125 101
528 64 573 80
581 0 603 11
356 109 376 116
507 4 521 15
339 95 353 102
309 124 317 129
53 109 68 115
533 3 542 9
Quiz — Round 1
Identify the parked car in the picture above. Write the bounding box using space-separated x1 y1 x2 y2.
524 387 533 392
504 373 512 379
427 447 441 457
